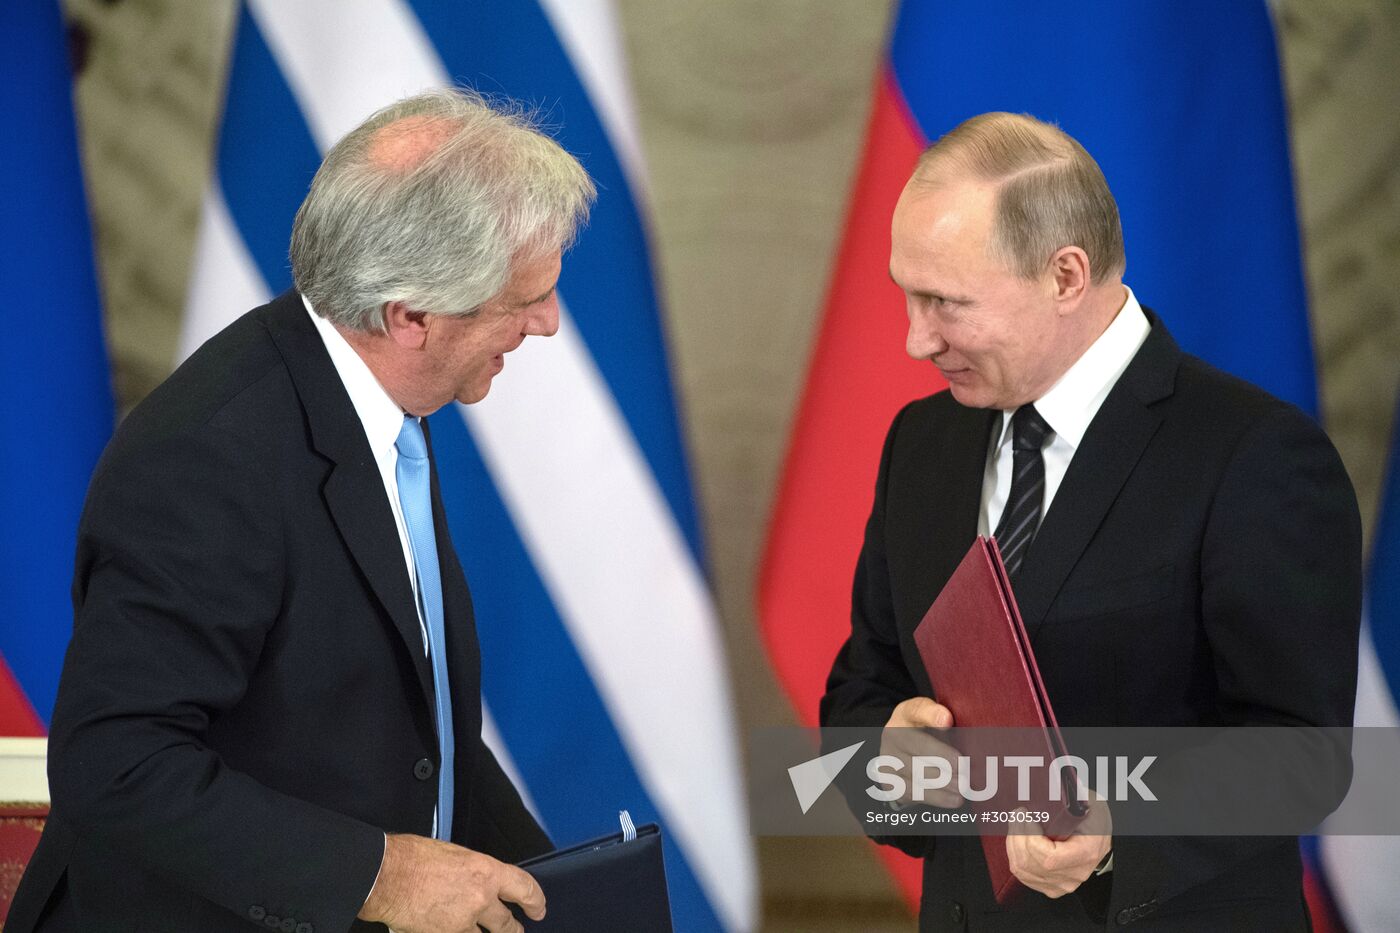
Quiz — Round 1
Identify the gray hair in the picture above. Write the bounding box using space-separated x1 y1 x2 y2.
290 88 596 331
912 112 1125 285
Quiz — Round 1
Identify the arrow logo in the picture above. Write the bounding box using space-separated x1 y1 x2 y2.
787 741 865 814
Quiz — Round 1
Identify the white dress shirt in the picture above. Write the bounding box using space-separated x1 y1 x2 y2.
979 287 1151 537
978 287 1147 879
306 296 446 861
305 297 429 654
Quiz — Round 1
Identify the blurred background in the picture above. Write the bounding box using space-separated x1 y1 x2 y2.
3 0 1399 930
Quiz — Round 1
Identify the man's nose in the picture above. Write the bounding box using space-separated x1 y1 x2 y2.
524 298 560 338
906 313 947 360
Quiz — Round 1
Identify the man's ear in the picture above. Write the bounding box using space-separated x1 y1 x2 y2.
1048 246 1091 311
382 300 430 349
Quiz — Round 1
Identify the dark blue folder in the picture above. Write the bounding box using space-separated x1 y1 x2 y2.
511 819 674 931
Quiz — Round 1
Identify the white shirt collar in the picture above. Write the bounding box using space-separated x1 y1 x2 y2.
303 295 407 454
992 286 1151 452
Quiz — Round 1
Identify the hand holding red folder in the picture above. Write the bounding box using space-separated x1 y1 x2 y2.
879 695 1111 899
1006 793 1112 899
879 696 964 810
911 536 1100 903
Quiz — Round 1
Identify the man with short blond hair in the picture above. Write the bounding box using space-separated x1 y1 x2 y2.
909 111 1126 285
822 112 1360 931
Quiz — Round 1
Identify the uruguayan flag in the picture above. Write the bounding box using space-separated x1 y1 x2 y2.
180 3 754 930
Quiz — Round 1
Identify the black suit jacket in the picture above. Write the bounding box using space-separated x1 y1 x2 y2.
821 315 1362 931
9 291 550 933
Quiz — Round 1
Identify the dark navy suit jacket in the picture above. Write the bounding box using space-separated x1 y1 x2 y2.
10 291 550 933
822 314 1362 932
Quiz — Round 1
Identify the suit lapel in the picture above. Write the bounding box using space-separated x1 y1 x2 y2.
261 292 435 710
1015 314 1180 642
901 401 998 634
423 416 480 691
931 405 999 599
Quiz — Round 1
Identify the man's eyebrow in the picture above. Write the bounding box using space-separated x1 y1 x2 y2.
890 270 971 304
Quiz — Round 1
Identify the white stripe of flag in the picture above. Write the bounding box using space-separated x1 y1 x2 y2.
1321 625 1400 932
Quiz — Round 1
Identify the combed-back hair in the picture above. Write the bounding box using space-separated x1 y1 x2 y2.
913 112 1125 284
291 88 596 331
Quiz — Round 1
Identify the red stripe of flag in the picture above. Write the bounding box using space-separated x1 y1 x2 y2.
759 66 940 722
1305 865 1348 933
758 66 940 910
0 653 45 737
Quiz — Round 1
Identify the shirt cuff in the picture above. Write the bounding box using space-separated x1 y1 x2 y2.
362 833 389 909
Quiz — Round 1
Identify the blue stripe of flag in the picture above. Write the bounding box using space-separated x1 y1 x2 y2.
429 410 724 932
0 0 114 726
216 5 320 294
405 3 729 926
405 0 707 564
889 0 1316 417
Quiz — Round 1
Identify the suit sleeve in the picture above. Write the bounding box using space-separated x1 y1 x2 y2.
49 425 385 933
821 402 921 730
820 403 933 858
1109 404 1362 912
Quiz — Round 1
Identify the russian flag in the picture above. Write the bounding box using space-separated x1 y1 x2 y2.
1320 395 1400 931
760 0 1340 917
0 1 114 738
180 2 754 930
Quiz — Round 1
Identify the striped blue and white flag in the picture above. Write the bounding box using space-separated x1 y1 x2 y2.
180 3 754 931
1321 394 1400 932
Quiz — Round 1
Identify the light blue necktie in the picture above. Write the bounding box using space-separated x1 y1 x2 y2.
395 415 454 840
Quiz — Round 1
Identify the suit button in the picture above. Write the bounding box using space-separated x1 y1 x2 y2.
280 919 296 932
248 906 266 921
295 924 314 933
414 758 435 780
950 901 965 924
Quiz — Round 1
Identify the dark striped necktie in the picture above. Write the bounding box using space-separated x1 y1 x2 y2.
993 404 1053 580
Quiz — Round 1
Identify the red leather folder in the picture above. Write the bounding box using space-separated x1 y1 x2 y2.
912 536 1088 904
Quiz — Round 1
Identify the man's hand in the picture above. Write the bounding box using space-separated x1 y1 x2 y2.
358 833 545 933
881 697 962 808
1005 796 1112 898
